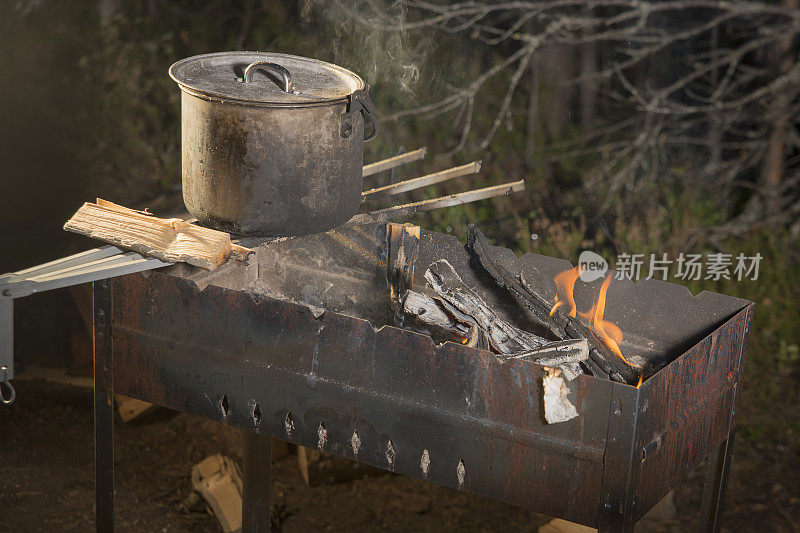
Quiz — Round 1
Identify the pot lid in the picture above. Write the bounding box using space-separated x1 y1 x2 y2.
169 51 365 105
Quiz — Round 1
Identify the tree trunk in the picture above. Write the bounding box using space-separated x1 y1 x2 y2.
543 44 576 138
525 55 541 163
758 0 798 204
579 42 597 130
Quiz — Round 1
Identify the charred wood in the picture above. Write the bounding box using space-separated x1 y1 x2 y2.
402 290 472 343
506 338 589 366
466 225 639 384
424 259 550 354
386 223 420 317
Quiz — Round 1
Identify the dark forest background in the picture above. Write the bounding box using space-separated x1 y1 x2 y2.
1 0 798 529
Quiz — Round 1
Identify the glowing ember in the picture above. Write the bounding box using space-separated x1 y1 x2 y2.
550 265 583 318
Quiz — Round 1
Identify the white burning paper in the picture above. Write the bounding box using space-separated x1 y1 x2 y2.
543 368 578 424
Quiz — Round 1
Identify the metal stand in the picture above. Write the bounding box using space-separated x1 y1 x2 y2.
87 268 752 533
0 245 167 407
93 280 115 532
597 384 640 533
700 432 735 532
92 279 274 532
242 431 272 532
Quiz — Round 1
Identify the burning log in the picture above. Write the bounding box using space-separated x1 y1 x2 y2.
402 290 472 339
388 226 587 379
466 225 640 384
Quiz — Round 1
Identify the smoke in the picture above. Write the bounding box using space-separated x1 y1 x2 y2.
310 0 436 99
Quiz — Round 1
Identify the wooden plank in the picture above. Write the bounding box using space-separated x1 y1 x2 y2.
15 365 93 388
362 147 427 177
63 199 253 271
361 161 481 201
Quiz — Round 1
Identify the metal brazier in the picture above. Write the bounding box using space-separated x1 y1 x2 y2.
170 52 377 236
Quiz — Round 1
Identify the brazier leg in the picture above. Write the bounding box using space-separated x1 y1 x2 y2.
93 280 114 532
700 431 735 533
242 431 271 532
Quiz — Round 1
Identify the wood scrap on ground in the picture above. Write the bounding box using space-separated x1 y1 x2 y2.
191 454 243 533
63 199 253 271
115 395 157 423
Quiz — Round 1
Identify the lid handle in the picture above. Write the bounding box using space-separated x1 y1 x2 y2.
242 61 293 93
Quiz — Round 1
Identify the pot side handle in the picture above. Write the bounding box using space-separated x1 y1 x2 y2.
341 89 379 142
242 61 293 93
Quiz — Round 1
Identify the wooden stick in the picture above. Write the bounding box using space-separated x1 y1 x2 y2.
351 180 525 224
362 147 427 177
361 161 481 201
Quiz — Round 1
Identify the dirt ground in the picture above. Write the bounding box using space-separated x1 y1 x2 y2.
0 379 795 532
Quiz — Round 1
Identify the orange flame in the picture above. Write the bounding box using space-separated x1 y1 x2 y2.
588 275 641 370
550 265 583 318
636 373 643 389
551 267 642 376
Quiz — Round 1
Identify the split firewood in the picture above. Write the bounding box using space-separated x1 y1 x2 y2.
424 259 550 354
63 199 253 271
115 395 157 423
466 225 639 384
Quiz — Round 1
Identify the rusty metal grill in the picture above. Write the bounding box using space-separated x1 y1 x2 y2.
93 222 753 532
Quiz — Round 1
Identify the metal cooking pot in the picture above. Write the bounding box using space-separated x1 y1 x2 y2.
169 52 377 236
